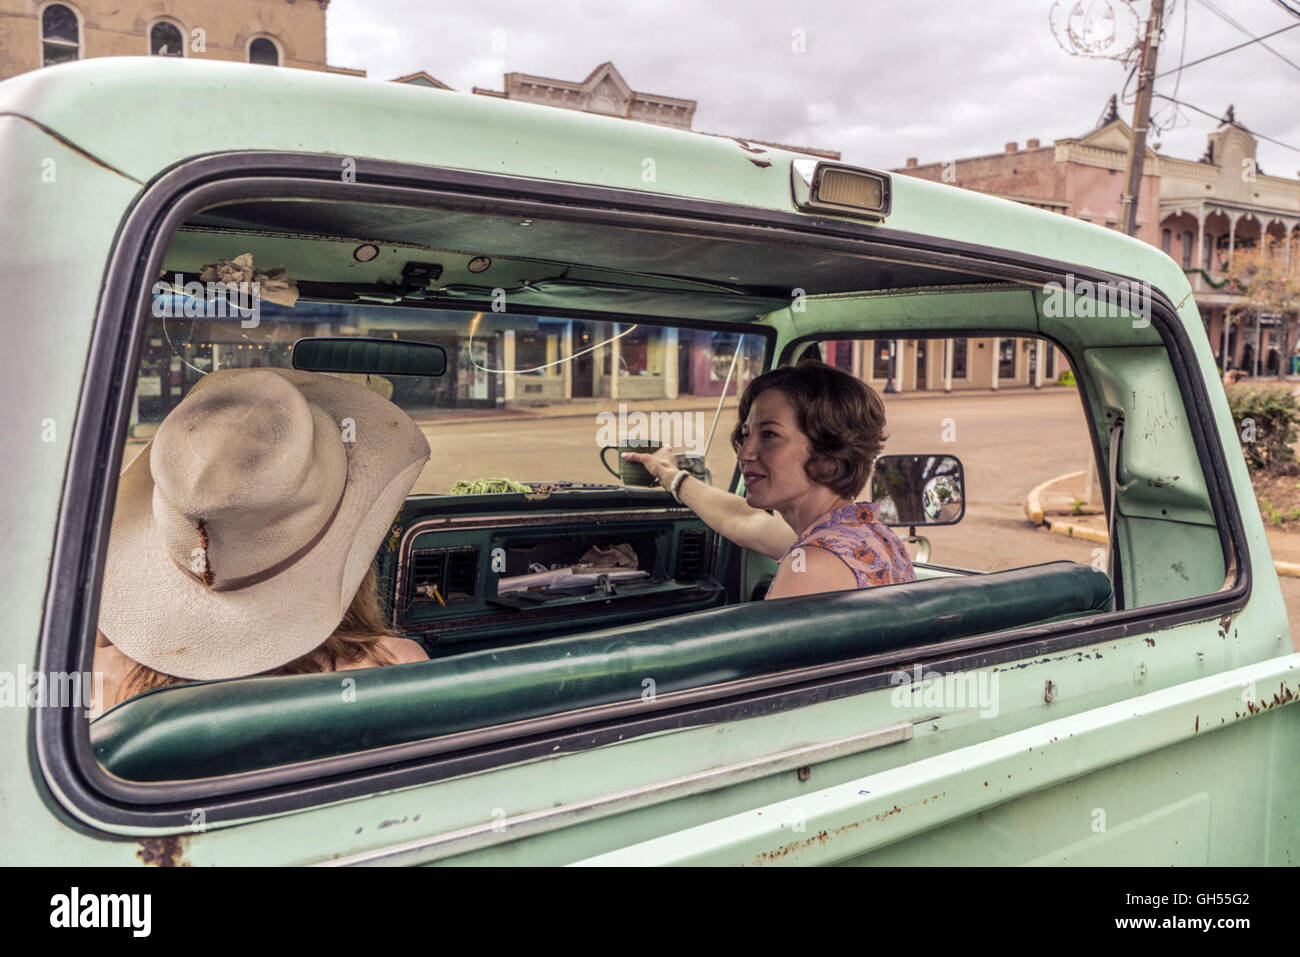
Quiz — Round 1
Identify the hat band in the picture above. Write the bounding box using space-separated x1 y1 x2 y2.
169 484 347 593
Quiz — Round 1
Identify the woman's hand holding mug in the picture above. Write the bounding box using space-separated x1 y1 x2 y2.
621 444 680 488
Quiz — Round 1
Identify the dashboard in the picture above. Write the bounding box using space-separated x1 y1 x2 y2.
384 489 736 658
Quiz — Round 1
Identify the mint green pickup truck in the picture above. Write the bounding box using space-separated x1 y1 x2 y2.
3 58 1295 866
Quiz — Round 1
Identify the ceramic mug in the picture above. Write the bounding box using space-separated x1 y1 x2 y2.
600 441 661 486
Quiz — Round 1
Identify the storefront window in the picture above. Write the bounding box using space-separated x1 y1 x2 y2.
998 339 1016 379
825 340 854 371
952 338 968 378
873 340 891 379
515 321 564 377
619 325 664 376
709 332 741 382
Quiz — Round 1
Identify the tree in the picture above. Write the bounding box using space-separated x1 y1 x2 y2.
1224 236 1300 375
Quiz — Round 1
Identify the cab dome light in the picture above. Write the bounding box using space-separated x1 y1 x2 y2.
791 160 892 220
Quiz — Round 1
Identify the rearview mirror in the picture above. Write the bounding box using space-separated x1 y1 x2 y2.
871 454 965 527
291 337 446 377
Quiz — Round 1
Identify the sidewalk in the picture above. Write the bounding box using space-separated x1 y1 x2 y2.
1026 470 1300 578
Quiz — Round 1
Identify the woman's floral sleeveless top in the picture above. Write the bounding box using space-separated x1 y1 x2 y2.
779 501 916 588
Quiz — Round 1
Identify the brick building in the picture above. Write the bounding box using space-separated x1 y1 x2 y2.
895 98 1300 385
0 0 359 79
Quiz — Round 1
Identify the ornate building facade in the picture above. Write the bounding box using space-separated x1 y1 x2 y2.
894 100 1300 388
1157 110 1300 375
469 61 840 159
0 0 346 80
474 61 695 130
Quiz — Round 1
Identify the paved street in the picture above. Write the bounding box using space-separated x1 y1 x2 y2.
409 387 1300 645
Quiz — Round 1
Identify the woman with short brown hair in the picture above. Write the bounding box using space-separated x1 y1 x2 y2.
624 358 914 599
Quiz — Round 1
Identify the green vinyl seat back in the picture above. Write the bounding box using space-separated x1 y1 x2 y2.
92 561 1113 780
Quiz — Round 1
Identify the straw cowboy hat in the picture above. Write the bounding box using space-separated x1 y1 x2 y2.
98 367 430 680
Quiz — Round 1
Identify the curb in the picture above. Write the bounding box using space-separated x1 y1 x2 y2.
1274 560 1300 578
1024 470 1084 525
1027 471 1300 579
1041 518 1110 545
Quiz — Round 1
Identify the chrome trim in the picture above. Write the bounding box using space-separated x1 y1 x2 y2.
791 158 818 187
320 723 913 866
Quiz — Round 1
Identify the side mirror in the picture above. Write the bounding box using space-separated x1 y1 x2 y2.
871 454 965 527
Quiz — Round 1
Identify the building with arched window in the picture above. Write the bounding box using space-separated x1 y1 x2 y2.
0 0 356 80
893 99 1300 390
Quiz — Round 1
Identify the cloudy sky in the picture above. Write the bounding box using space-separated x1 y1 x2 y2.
326 0 1300 177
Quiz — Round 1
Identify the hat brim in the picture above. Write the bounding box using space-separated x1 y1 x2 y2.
97 368 430 680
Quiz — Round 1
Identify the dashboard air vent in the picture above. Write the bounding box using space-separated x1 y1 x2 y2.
408 547 478 605
445 549 479 600
675 529 710 578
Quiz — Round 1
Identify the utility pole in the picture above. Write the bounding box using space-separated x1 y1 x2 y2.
1120 0 1166 237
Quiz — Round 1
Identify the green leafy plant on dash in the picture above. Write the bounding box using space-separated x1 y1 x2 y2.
450 478 531 495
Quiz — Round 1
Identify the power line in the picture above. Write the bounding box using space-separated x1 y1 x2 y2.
1272 0 1300 20
1194 0 1300 73
1153 20 1300 77
1151 92 1300 153
1150 0 1192 132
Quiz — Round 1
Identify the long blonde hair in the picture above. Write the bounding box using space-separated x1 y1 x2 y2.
113 566 398 706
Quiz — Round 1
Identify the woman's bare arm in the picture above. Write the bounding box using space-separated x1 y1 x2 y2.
763 545 856 598
622 447 797 560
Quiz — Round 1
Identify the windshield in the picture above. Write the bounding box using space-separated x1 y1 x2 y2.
128 298 768 494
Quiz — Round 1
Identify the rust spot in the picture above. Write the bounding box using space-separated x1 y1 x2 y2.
1195 715 1199 733
748 157 773 168
796 766 811 782
1144 637 1155 647
751 794 945 863
137 835 190 867
1 112 143 183
730 137 769 155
